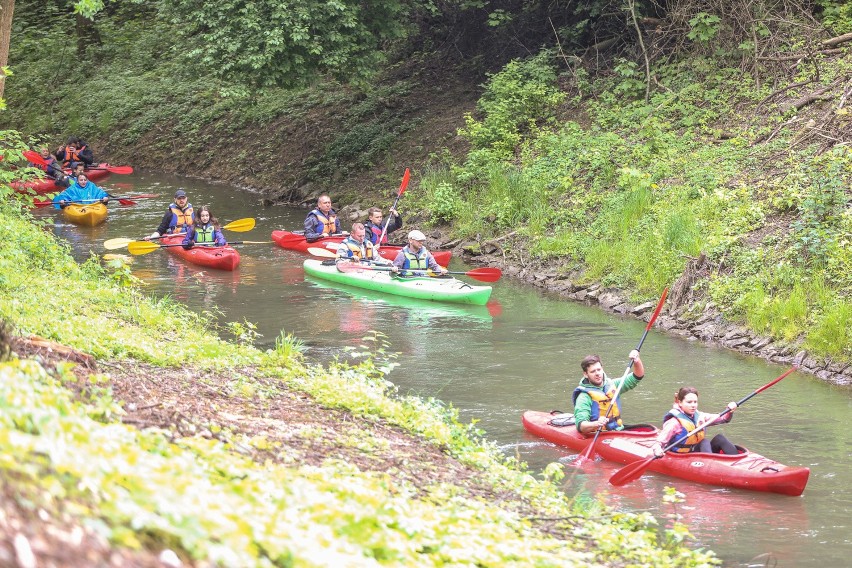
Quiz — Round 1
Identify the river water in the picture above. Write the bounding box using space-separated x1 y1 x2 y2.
37 171 851 566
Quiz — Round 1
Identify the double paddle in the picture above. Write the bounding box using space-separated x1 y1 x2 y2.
23 150 133 175
376 168 410 249
307 247 502 283
571 286 669 468
33 194 159 208
105 218 256 252
608 366 798 487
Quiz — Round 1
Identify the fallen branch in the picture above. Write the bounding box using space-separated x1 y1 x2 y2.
822 32 852 48
758 48 843 62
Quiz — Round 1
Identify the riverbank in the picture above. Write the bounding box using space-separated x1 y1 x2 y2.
0 200 718 566
453 239 852 387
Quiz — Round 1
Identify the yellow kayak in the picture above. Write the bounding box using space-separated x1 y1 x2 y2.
63 203 108 227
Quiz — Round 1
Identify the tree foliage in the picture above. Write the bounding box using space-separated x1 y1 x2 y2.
161 0 408 89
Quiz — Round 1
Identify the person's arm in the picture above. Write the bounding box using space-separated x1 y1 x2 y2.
335 242 351 262
573 394 606 434
182 228 196 248
214 229 227 246
153 210 173 237
52 189 71 209
702 403 737 427
651 418 680 456
426 252 447 274
387 209 403 234
77 146 94 165
303 213 323 241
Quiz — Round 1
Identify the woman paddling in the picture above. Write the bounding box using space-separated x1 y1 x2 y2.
651 387 739 457
182 206 226 249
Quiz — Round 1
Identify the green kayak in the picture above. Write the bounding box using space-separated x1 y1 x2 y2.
303 259 493 305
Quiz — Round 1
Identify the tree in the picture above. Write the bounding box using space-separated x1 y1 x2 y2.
0 0 102 101
161 0 408 89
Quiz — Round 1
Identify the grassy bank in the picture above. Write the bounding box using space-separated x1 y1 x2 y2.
0 192 716 565
411 52 852 363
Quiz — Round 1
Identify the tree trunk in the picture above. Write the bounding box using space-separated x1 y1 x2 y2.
0 0 14 100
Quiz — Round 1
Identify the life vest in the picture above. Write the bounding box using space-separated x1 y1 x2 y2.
169 202 194 233
365 221 386 245
61 147 80 167
310 209 337 235
342 238 375 261
195 224 215 244
400 247 429 270
572 380 623 431
663 409 704 453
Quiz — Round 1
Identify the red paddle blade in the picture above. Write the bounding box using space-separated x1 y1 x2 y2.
609 456 656 486
645 286 669 330
23 150 47 166
117 199 137 206
465 267 502 282
33 200 54 208
398 168 410 196
105 165 133 174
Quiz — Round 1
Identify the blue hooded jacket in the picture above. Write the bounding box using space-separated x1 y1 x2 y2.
52 181 109 209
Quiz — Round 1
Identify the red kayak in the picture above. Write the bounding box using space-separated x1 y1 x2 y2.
160 234 241 271
522 410 809 496
271 230 452 266
12 164 113 195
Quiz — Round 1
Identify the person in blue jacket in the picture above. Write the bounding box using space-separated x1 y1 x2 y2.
182 206 227 249
51 173 109 209
304 194 342 241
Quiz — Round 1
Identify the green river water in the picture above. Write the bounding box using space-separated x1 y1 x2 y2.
37 171 851 567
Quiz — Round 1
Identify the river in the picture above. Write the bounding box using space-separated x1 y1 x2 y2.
37 171 851 566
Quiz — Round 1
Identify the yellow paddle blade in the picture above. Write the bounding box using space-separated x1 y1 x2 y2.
103 237 133 250
222 218 255 232
127 241 162 255
307 247 337 258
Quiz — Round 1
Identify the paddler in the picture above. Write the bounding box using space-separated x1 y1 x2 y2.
572 351 645 435
336 222 379 264
182 206 227 249
391 230 447 277
146 189 193 239
52 173 109 209
650 387 739 457
304 194 342 242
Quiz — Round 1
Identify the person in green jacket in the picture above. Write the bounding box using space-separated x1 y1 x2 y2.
572 350 645 434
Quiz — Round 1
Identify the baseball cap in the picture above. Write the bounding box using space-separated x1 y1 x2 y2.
174 189 187 198
408 230 427 241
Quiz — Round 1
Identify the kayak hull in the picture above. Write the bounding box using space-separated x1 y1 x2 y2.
13 164 113 195
522 410 809 496
160 235 241 271
63 203 108 227
303 259 492 305
272 230 452 266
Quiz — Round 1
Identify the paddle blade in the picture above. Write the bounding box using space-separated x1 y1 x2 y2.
465 267 502 282
609 457 656 487
307 247 337 258
23 150 47 166
117 198 137 206
127 241 162 255
104 237 134 250
33 200 55 208
398 168 410 196
105 165 133 174
645 286 669 330
222 218 255 232
569 443 597 468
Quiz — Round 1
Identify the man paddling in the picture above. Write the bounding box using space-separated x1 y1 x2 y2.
392 230 448 276
364 206 402 245
573 351 645 434
336 222 379 264
146 189 194 239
